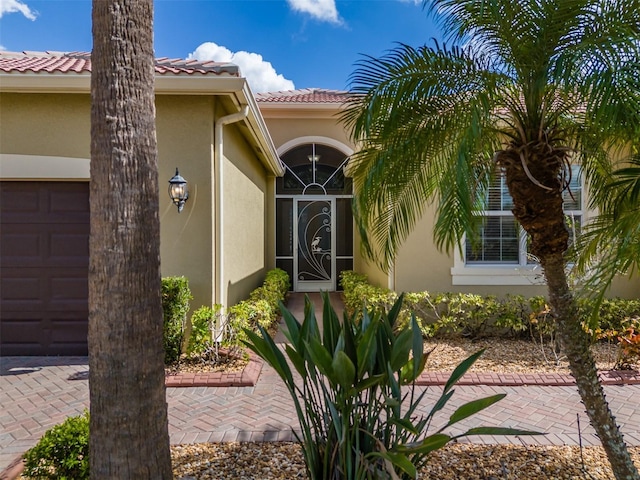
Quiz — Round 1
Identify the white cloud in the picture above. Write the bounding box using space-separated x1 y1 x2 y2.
188 42 295 93
286 0 341 24
0 0 37 20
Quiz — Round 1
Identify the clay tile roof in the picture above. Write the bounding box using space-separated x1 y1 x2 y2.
0 51 92 73
256 88 350 104
0 51 240 77
154 57 239 76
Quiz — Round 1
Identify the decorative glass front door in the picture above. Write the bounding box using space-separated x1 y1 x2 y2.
295 199 334 291
275 142 353 292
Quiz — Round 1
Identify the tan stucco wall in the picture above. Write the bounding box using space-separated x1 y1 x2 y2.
263 116 352 150
155 96 216 311
221 122 270 306
0 93 91 158
0 92 275 312
392 202 639 299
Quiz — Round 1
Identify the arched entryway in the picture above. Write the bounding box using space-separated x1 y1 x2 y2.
275 141 353 292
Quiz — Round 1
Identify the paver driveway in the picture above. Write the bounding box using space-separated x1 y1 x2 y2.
2 293 640 473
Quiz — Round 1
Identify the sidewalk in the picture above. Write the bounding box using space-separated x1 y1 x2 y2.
2 292 640 475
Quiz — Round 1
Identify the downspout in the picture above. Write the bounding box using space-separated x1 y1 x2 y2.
214 105 249 341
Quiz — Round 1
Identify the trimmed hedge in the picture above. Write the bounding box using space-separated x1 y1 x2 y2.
227 268 290 343
161 269 290 359
161 276 192 364
340 270 640 341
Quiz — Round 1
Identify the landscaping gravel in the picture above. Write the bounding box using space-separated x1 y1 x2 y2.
170 339 638 479
423 337 623 373
171 442 640 479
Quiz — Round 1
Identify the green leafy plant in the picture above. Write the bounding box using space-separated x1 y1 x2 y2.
227 268 290 344
341 270 640 344
186 305 221 355
243 293 539 480
161 276 193 364
22 411 89 480
494 294 530 337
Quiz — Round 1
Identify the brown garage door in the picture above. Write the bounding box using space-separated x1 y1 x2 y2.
1 181 89 356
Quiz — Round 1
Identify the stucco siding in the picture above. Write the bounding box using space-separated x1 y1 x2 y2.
221 125 269 306
263 117 352 153
393 203 637 299
0 93 90 160
156 95 216 311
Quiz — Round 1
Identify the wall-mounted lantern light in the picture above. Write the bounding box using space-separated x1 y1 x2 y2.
168 168 189 213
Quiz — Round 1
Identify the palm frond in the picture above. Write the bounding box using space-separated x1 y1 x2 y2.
342 43 505 270
343 0 640 275
573 154 640 302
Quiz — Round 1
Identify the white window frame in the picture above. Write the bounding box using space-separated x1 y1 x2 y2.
451 167 583 286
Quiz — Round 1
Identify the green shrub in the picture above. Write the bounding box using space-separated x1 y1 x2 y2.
228 298 276 342
264 268 290 298
494 294 530 337
161 276 193 364
186 305 222 355
227 268 290 344
341 270 397 318
581 298 640 335
244 293 538 480
340 270 640 343
23 411 89 480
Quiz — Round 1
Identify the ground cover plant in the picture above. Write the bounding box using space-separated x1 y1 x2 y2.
341 271 640 369
244 292 538 480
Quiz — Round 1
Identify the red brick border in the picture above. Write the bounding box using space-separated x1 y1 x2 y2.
164 351 263 388
0 456 23 480
415 369 640 386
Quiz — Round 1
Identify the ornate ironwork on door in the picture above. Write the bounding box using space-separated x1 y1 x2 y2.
297 200 332 288
275 142 354 292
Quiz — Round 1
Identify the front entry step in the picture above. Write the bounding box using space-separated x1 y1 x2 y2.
273 292 345 343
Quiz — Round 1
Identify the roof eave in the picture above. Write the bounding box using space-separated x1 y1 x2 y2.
0 72 91 93
234 83 285 176
0 72 247 94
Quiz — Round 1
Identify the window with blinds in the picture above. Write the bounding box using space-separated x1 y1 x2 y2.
465 166 582 265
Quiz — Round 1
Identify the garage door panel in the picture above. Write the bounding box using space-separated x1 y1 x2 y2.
50 319 89 343
1 268 87 310
1 181 89 356
0 182 89 224
1 312 89 354
1 274 44 305
0 225 88 267
49 188 90 214
50 229 89 263
50 275 88 310
0 228 43 265
0 187 40 219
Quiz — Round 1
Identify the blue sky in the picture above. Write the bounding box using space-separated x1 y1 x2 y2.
0 0 443 92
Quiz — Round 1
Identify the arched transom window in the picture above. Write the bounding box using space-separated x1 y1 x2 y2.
276 143 352 195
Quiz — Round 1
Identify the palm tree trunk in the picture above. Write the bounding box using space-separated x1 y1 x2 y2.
541 252 639 480
89 0 173 478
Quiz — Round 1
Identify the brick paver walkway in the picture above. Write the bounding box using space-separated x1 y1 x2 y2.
2 293 640 476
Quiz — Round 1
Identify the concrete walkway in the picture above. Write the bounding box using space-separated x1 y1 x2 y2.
2 292 640 475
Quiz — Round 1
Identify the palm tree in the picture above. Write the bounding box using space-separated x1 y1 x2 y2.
89 0 172 477
574 153 640 307
342 0 640 478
